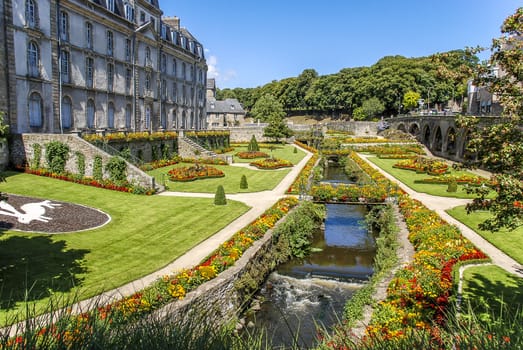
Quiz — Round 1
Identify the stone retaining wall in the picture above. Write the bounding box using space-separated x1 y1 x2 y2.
10 134 156 189
151 220 278 327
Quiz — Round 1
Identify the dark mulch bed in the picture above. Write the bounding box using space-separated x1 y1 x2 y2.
0 194 110 233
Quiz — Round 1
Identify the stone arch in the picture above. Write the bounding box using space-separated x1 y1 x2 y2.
408 123 420 135
422 124 431 147
446 127 457 156
397 123 406 132
433 126 443 152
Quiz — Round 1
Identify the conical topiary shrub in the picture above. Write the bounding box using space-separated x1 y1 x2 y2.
214 185 227 205
447 179 458 192
240 175 248 189
293 147 298 154
248 135 260 152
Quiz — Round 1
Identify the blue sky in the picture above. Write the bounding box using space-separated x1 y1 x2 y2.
159 1 520 89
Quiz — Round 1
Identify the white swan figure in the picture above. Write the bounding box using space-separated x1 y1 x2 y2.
0 200 61 224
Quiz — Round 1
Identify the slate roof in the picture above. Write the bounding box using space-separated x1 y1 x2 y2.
207 98 245 114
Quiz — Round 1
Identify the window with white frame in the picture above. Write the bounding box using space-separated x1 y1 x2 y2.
86 99 95 128
107 102 115 128
61 96 72 129
27 41 40 77
145 105 151 129
25 0 37 28
172 58 177 76
107 31 113 56
171 81 177 101
162 79 167 98
106 0 115 12
145 72 151 92
29 92 43 127
161 54 166 73
125 68 132 91
125 104 132 129
145 46 151 66
60 11 69 42
107 63 114 92
86 57 94 88
86 22 93 49
125 39 131 62
124 3 134 22
60 50 70 83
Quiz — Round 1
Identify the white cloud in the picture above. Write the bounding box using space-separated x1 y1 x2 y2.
207 55 219 80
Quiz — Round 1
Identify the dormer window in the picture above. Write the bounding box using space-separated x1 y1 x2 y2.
210 103 215 109
230 105 235 110
107 0 115 12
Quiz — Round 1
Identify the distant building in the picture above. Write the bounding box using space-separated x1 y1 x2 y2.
206 78 246 128
1 0 207 134
467 64 505 115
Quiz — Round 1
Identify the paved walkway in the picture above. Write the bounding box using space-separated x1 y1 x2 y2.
359 153 523 278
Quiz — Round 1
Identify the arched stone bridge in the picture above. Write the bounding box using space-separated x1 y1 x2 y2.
386 115 502 162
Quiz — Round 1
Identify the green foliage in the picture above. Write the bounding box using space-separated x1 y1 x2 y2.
457 8 523 231
247 135 260 152
118 147 132 161
293 147 298 154
352 106 366 120
240 174 248 189
75 151 86 178
272 201 325 258
361 97 385 119
31 143 42 170
214 185 227 205
105 157 127 184
403 90 421 110
447 179 458 192
93 155 103 181
151 145 159 161
161 143 170 159
218 50 477 116
250 93 286 123
0 112 9 138
45 141 70 174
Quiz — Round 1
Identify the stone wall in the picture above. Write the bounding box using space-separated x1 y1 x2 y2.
323 121 379 136
10 134 156 189
152 222 278 327
102 139 178 163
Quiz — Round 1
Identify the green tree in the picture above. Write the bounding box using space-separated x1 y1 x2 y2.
45 141 70 174
459 7 523 231
403 91 421 111
250 94 285 123
361 97 385 119
214 185 227 205
247 135 259 152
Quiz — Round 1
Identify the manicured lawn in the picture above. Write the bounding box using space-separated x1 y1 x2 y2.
227 144 306 164
447 205 523 265
367 156 490 199
0 172 249 323
462 264 523 312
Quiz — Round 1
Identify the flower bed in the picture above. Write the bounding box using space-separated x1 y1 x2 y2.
20 167 155 195
393 157 449 175
235 151 269 159
365 195 488 340
83 131 178 143
249 158 293 169
167 165 225 182
414 174 490 186
286 142 318 194
140 157 181 171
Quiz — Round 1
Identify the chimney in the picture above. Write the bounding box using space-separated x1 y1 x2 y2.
163 16 180 30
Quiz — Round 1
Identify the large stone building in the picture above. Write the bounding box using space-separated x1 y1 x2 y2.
1 0 207 135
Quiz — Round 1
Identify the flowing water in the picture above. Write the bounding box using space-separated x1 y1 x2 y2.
248 204 375 349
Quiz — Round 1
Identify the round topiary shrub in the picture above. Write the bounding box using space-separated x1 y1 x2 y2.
214 185 227 205
240 175 248 189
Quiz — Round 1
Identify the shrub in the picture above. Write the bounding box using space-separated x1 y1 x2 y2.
31 143 42 170
93 155 103 181
105 156 127 184
447 179 458 192
293 146 298 153
45 141 70 174
75 151 86 178
240 174 248 189
214 185 226 205
247 135 260 152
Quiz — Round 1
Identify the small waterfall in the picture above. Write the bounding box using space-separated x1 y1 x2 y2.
246 204 375 349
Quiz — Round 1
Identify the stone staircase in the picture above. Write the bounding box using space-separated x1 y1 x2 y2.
177 136 232 164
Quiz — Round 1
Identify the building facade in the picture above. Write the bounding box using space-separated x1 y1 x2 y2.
1 0 207 135
205 78 246 128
